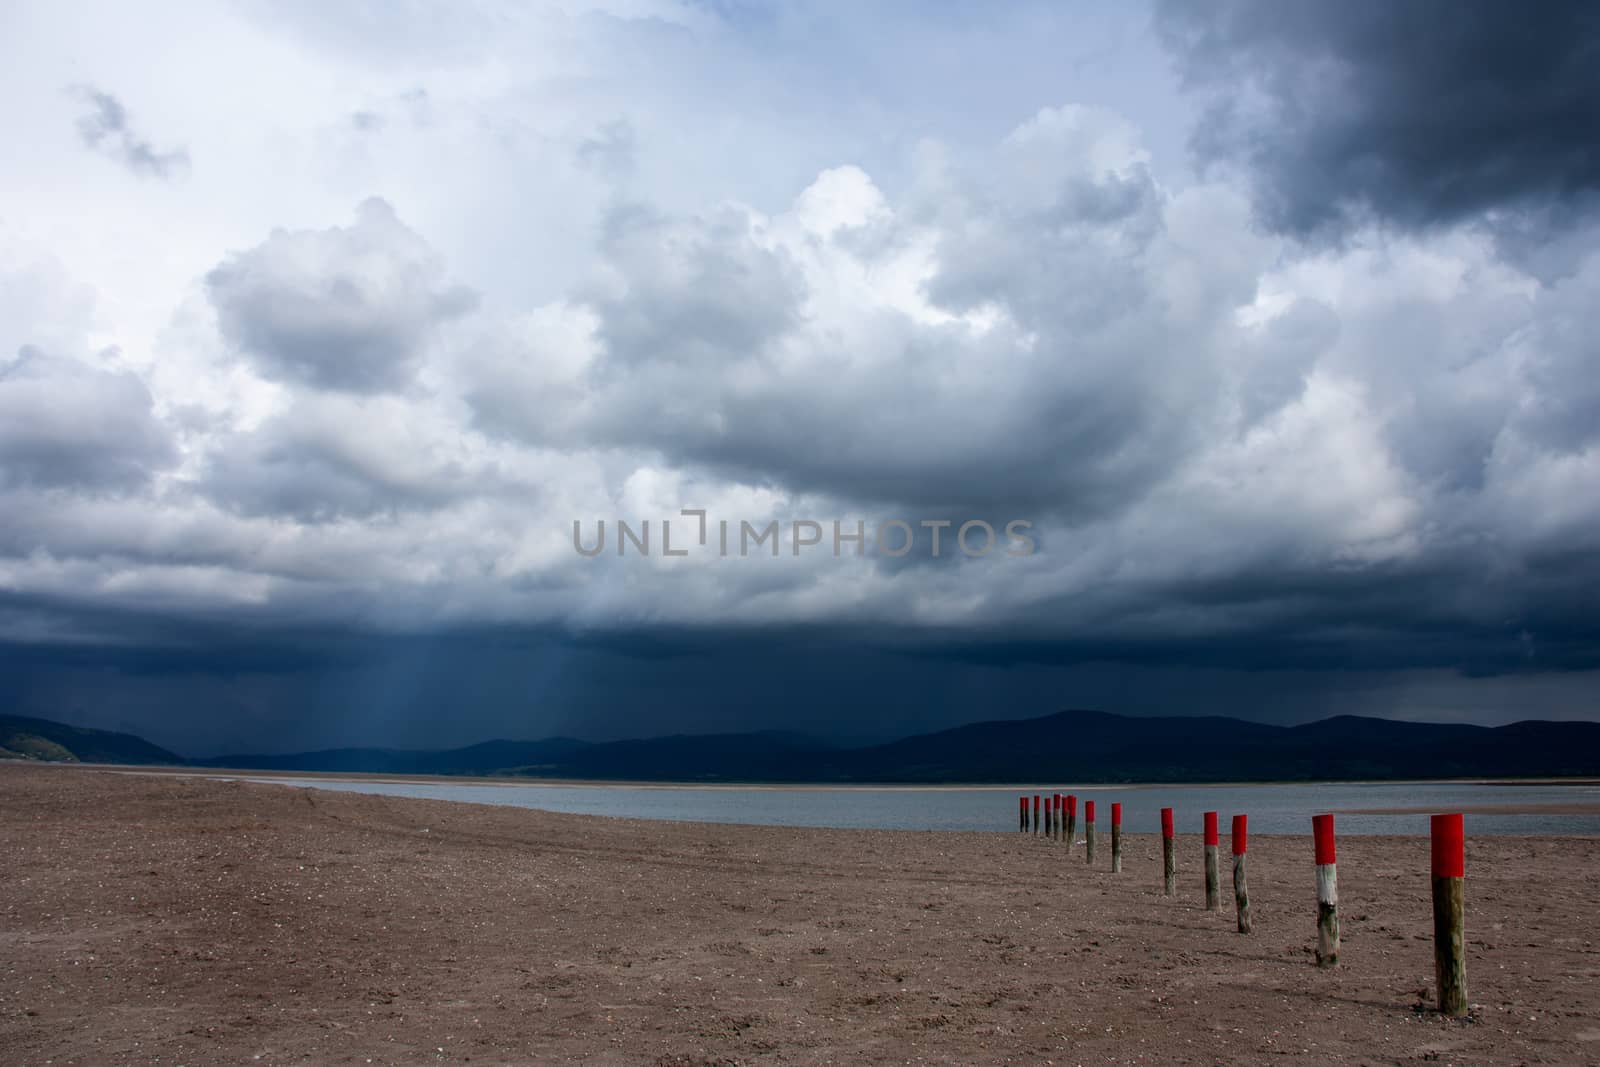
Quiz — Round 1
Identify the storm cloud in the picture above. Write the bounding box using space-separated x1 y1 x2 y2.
468 117 1258 519
1 2 1597 751
206 199 476 393
0 349 175 490
1157 0 1600 238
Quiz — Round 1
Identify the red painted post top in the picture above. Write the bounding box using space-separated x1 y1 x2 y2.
1203 811 1219 846
1111 802 1122 826
1313 813 1336 865
1020 796 1027 812
1160 807 1174 838
1085 800 1096 822
1067 794 1077 815
1053 792 1061 810
1431 813 1465 878
1231 814 1248 855
1033 794 1041 812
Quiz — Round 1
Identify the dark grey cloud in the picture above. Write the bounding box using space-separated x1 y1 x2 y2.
3 601 1597 756
591 202 803 369
70 86 189 179
1157 0 1600 238
0 348 176 490
199 405 468 522
1512 281 1600 454
7 51 1599 758
206 198 476 393
467 119 1248 520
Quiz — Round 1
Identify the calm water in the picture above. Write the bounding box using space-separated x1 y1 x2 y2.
244 777 1600 835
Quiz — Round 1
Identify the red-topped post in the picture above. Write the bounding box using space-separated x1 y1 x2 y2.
1019 795 1028 832
1232 814 1251 934
1111 802 1124 873
1066 794 1077 845
1052 793 1062 840
1203 811 1220 911
1161 807 1176 895
1313 814 1339 966
1085 800 1097 865
1431 814 1467 1016
1032 794 1041 835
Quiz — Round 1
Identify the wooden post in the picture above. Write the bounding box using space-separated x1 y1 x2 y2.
1203 811 1220 911
1050 793 1060 840
1084 800 1096 865
1066 794 1077 845
1019 795 1028 832
1313 813 1339 967
1232 815 1251 934
1161 807 1176 895
1110 802 1123 873
1032 794 1040 835
1431 813 1467 1017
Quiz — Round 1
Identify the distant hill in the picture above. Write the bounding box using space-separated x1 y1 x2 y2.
825 710 1600 783
194 737 593 776
199 731 834 780
0 714 182 766
9 709 1600 783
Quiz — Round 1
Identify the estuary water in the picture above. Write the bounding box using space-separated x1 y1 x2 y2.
243 776 1600 835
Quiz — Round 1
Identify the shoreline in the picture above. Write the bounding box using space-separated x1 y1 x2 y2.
57 759 1600 791
56 760 1600 825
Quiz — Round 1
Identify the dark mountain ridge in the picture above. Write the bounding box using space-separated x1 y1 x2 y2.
6 710 1598 783
0 714 183 766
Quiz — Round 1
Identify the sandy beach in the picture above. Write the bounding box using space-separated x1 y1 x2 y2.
3 764 1598 1065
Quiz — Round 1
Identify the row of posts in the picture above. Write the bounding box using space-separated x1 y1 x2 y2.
1018 794 1469 1017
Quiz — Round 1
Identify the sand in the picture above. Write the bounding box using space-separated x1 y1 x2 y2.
3 764 1597 1065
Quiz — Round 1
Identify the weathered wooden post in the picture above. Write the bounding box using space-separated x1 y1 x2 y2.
1431 813 1467 1016
1110 802 1123 873
1313 813 1339 966
1066 794 1077 844
1050 793 1060 840
1161 807 1176 895
1203 811 1220 911
1232 814 1251 934
1084 800 1096 864
1019 795 1028 832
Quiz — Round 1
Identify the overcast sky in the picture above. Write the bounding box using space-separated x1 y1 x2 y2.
2 1 1597 755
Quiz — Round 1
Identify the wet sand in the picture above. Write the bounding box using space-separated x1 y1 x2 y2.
3 762 1598 1064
